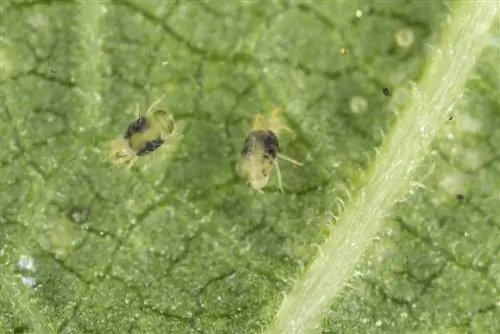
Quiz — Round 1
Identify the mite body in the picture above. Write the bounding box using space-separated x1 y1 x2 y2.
108 95 181 169
237 107 302 193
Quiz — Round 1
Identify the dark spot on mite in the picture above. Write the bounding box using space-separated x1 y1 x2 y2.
265 146 276 159
263 131 279 159
241 130 279 159
455 193 465 202
137 138 165 156
67 206 91 224
124 116 149 139
382 87 391 96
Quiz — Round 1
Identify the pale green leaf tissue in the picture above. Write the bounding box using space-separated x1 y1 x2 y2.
0 1 498 334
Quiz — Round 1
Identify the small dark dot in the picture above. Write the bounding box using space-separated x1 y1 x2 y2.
67 206 91 224
382 87 391 96
449 116 454 121
455 194 465 202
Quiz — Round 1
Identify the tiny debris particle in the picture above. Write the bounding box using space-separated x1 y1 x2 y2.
349 96 368 114
382 87 391 96
340 47 349 56
449 116 454 121
396 28 415 48
67 206 91 224
355 9 363 18
19 255 36 271
455 193 465 202
21 276 37 288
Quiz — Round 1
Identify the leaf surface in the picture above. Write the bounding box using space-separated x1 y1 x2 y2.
0 1 498 333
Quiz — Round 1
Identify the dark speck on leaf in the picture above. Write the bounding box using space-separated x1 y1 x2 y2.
456 194 465 202
449 116 454 121
67 206 91 224
382 87 391 96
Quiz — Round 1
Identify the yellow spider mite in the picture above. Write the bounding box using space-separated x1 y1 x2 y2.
108 94 183 169
237 106 303 193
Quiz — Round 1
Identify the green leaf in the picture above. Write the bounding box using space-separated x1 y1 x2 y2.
319 19 500 334
0 1 498 334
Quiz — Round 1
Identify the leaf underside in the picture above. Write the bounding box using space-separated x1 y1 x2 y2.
0 1 498 334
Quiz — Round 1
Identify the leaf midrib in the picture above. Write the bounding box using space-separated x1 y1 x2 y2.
264 2 499 333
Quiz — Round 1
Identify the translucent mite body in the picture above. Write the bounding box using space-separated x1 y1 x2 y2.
237 107 302 193
108 95 181 169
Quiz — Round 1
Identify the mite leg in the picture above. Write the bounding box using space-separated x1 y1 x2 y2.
269 106 283 118
274 159 285 193
277 153 303 166
252 113 264 131
144 93 167 116
135 102 140 118
268 106 293 134
125 156 139 169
